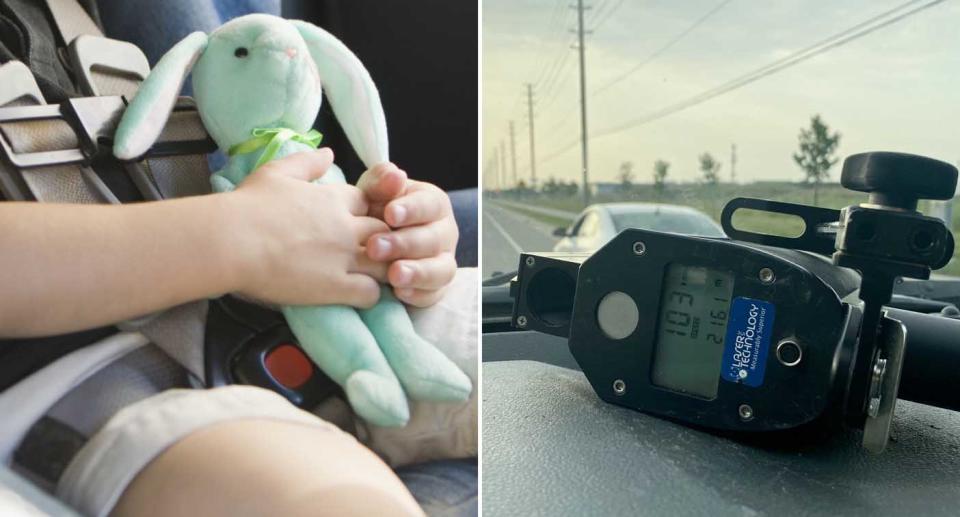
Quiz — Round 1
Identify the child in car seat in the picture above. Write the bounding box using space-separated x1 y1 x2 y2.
113 13 472 429
0 18 477 517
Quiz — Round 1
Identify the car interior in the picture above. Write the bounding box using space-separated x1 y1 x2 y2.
0 0 478 514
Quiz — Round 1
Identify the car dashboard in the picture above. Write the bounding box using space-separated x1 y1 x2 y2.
481 282 960 516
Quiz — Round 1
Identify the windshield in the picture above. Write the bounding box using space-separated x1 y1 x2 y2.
611 210 724 236
482 1 959 284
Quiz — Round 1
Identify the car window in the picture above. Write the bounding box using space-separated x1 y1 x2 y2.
568 214 588 236
577 212 600 237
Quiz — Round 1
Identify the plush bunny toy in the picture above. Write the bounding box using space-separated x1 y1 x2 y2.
113 14 472 427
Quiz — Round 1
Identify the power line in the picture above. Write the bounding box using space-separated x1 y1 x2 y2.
539 0 942 165
536 66 575 117
536 0 604 175
590 0 628 31
531 36 573 89
592 0 734 96
540 0 725 149
538 136 580 166
535 49 575 107
539 96 580 142
530 7 577 87
528 11 583 132
500 14 570 122
587 0 611 25
525 36 577 128
538 0 627 116
590 0 941 140
545 0 567 30
589 0 609 21
495 1 572 125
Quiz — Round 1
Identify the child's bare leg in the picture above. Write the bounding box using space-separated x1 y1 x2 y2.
112 419 423 517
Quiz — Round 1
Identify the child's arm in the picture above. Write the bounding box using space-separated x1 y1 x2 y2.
0 149 388 338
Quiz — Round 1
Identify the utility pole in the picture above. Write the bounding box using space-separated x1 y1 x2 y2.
509 121 517 187
500 140 507 191
525 83 537 188
493 146 500 191
484 154 492 191
489 155 495 191
730 143 737 184
575 0 591 206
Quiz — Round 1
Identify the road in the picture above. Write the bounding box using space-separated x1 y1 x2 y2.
482 202 563 281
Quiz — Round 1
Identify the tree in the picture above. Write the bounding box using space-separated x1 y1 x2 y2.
513 179 534 197
653 159 669 200
541 177 560 196
699 153 721 185
793 114 841 206
618 161 635 193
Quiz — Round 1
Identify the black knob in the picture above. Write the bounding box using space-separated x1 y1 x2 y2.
841 152 958 210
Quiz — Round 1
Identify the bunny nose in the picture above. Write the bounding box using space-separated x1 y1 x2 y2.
284 47 298 58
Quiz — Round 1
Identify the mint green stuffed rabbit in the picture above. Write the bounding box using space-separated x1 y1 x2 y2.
112 14 471 427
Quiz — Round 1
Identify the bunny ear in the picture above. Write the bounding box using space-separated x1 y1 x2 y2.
292 20 389 167
113 32 208 160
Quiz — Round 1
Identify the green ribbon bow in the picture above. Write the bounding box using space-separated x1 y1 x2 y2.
227 127 323 169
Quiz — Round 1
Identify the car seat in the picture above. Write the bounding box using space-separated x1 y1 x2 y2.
0 1 476 514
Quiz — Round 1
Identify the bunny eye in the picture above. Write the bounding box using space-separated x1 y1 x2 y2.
234 47 249 58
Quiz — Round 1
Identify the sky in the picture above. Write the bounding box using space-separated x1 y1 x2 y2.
482 0 960 188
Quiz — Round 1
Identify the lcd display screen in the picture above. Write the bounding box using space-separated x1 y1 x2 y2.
651 264 734 398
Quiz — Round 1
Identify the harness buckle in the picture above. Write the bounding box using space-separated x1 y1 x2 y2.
0 62 44 107
0 62 45 200
66 35 150 98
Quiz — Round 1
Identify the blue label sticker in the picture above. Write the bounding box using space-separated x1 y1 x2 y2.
721 297 775 387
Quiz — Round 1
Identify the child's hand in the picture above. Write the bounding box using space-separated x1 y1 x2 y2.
357 163 459 308
229 149 390 308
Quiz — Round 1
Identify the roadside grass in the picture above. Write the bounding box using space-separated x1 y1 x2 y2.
490 203 573 230
485 182 960 276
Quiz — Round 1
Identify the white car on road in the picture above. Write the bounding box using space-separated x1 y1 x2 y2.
553 203 725 252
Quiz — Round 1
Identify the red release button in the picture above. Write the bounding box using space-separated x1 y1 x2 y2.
264 344 313 389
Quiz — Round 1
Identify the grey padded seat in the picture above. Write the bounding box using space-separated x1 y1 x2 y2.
482 360 960 517
0 466 78 516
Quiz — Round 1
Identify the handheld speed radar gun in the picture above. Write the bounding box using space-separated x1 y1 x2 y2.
112 14 471 427
511 151 959 453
